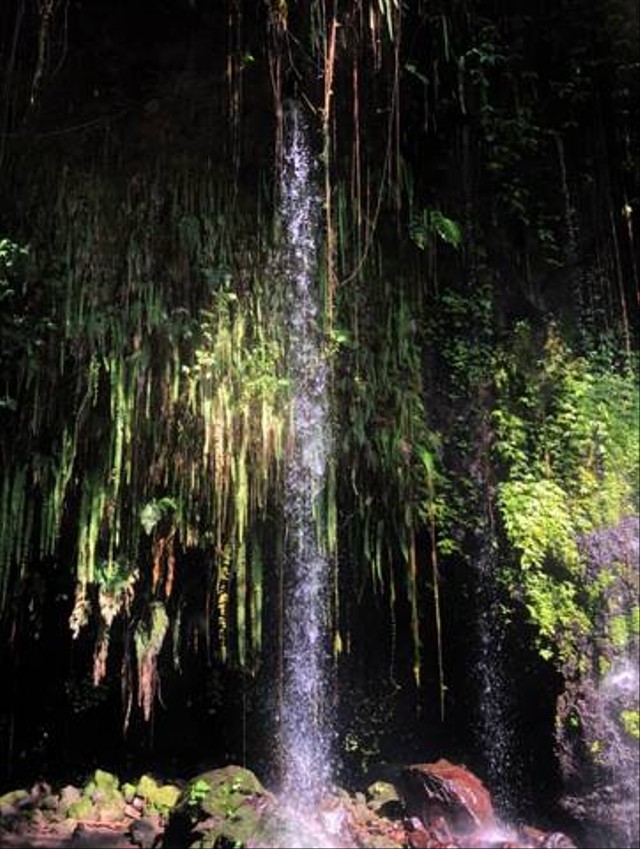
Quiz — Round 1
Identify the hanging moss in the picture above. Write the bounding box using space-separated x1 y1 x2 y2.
134 601 170 722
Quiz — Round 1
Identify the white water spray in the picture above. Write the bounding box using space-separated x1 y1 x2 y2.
599 658 640 848
475 544 521 818
279 102 332 817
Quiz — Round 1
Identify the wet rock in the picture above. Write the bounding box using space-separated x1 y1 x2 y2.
59 784 82 814
124 802 143 819
40 794 59 812
404 815 439 848
400 759 495 835
325 788 404 848
29 782 52 805
557 517 640 846
67 797 95 820
162 765 275 849
0 789 30 810
366 781 403 818
135 775 181 814
128 815 162 848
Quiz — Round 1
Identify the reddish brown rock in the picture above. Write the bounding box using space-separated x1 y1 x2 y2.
400 759 495 835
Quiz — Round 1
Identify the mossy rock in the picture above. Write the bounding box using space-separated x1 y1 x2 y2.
97 802 125 823
59 785 81 814
67 797 95 820
183 766 265 819
366 780 402 816
191 804 262 849
136 775 160 801
92 769 120 792
0 789 29 808
121 782 137 803
620 709 640 739
136 774 181 813
164 766 273 849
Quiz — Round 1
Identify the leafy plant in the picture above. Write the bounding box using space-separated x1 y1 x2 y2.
186 778 211 807
409 208 462 250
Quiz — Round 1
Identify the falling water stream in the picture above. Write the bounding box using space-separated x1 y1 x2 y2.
599 658 640 848
475 542 520 819
278 102 333 843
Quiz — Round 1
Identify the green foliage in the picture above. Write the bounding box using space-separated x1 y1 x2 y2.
608 608 640 650
498 479 579 571
0 165 293 715
186 778 211 807
140 497 178 536
409 208 462 251
493 324 639 662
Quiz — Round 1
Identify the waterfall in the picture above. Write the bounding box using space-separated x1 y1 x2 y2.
475 542 520 818
279 102 332 812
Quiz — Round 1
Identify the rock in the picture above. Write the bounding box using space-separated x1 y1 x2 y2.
41 794 60 812
93 769 120 792
0 789 30 810
0 802 17 819
29 781 52 805
366 780 402 817
88 784 125 823
97 802 125 823
400 759 495 835
163 765 275 849
59 785 82 814
122 782 137 803
404 816 433 849
124 803 143 819
67 797 95 820
318 788 404 848
135 775 181 814
128 816 162 848
539 833 576 848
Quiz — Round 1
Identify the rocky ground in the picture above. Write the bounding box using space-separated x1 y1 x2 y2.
0 761 576 849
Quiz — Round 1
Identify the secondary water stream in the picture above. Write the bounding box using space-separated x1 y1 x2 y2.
475 538 521 819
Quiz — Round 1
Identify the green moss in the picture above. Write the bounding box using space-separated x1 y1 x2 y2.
121 782 136 802
67 797 95 820
620 709 640 739
135 774 180 813
136 774 160 800
609 607 640 650
91 769 120 792
181 767 264 818
0 789 29 807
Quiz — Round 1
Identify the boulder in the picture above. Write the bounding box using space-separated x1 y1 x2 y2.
400 759 495 835
162 765 275 848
